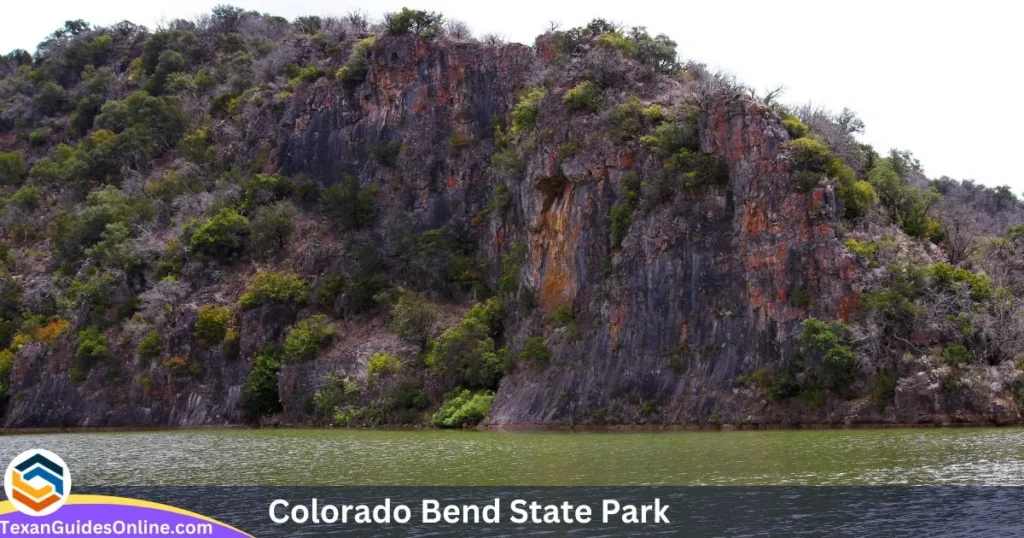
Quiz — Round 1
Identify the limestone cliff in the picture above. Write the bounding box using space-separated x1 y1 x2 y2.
1 17 1022 428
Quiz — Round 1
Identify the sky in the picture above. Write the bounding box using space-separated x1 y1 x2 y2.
2 0 1022 194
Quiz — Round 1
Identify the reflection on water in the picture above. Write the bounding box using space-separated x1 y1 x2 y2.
1 427 1023 486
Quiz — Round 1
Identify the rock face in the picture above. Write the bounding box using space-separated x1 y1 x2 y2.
1 34 1019 428
489 94 858 424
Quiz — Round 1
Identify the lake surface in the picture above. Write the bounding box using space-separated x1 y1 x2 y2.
2 427 1023 486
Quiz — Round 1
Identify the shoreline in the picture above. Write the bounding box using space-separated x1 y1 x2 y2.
1 420 1019 435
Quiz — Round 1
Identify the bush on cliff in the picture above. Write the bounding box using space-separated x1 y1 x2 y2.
384 8 444 37
0 349 14 396
390 288 435 346
0 151 25 185
238 271 309 310
74 328 110 379
563 81 601 113
787 138 831 172
243 345 283 419
283 314 336 363
137 331 163 359
336 36 376 85
432 389 494 428
188 208 250 260
194 305 232 344
509 87 546 136
320 174 376 230
367 351 402 378
424 298 507 390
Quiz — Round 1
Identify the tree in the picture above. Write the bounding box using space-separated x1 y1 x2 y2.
283 315 336 363
390 288 435 346
35 82 68 116
189 208 250 260
147 50 188 95
320 174 375 230
250 201 296 256
0 151 25 185
384 8 444 36
939 207 982 266
243 345 283 419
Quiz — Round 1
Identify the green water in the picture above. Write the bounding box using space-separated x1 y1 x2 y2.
1 428 1022 486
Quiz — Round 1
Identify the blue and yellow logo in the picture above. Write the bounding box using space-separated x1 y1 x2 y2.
3 449 72 516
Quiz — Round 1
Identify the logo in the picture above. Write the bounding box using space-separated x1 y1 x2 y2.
4 449 71 516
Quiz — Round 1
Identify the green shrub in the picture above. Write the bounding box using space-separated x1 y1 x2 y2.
250 202 296 256
0 151 25 185
367 351 402 378
432 389 494 428
240 174 295 209
312 372 359 422
27 128 48 146
194 305 232 343
789 288 811 308
36 81 68 116
509 86 546 137
188 208 250 260
944 344 971 366
838 179 877 220
787 138 831 171
0 349 13 396
238 270 310 310
873 371 896 411
316 273 346 309
424 298 507 390
793 171 821 193
10 186 42 212
182 129 215 165
596 31 637 55
76 328 110 371
94 91 187 149
665 149 728 187
320 174 376 229
147 49 188 95
563 80 601 113
557 143 578 159
243 345 283 419
283 314 335 363
390 289 435 346
336 36 376 85
70 94 104 135
608 96 647 140
868 159 941 237
609 172 641 248
519 336 551 368
137 331 163 359
928 263 993 302
782 116 809 139
384 8 444 36
1007 223 1024 243
845 239 877 261
640 110 700 156
798 318 857 394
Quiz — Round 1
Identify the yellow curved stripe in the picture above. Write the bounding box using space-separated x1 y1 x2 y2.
0 495 253 537
11 471 55 500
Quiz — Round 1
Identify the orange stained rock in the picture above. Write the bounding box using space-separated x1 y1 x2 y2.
837 293 861 322
742 203 768 236
811 189 825 208
609 307 626 340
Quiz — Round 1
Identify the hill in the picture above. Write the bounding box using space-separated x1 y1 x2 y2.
1 8 1023 428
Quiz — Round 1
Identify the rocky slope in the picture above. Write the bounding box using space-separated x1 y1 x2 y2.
1 10 1023 428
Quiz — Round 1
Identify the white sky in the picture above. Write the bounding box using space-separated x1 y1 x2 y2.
2 0 1022 194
